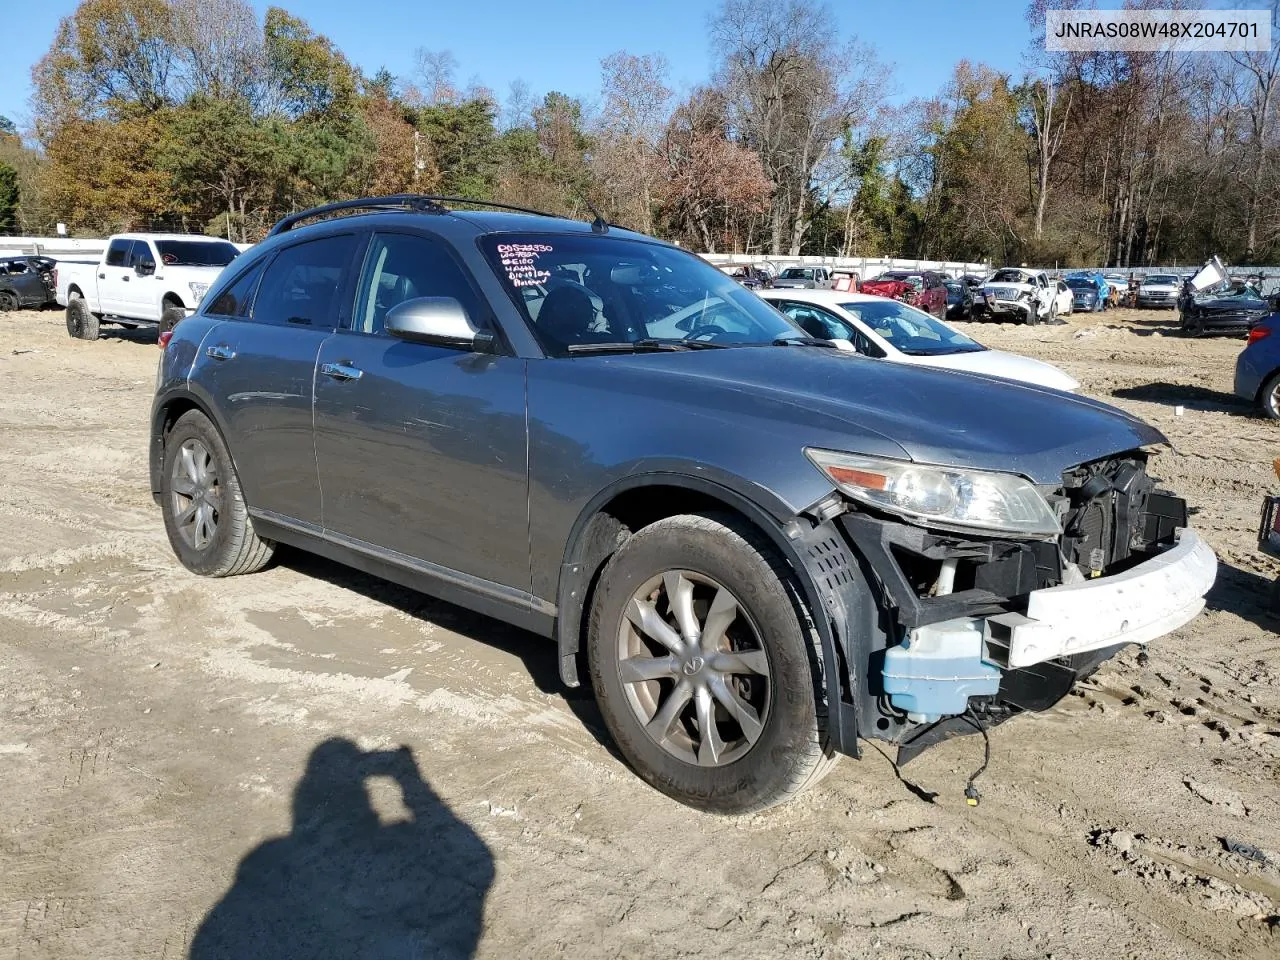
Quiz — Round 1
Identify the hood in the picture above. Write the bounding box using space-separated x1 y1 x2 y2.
862 279 914 298
772 278 813 288
983 280 1033 293
571 348 1161 483
907 349 1080 392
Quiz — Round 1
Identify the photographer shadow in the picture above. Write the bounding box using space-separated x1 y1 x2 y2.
190 738 493 960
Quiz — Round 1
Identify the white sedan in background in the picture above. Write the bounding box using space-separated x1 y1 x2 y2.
760 288 1079 391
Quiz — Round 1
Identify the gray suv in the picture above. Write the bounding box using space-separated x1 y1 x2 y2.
151 196 1216 813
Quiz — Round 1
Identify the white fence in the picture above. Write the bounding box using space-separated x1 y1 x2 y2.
0 236 253 262
700 253 991 278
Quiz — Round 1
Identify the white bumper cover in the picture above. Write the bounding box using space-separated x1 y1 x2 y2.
996 529 1217 669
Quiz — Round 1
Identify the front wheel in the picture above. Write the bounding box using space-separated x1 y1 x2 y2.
1183 313 1205 338
587 512 835 813
161 410 275 577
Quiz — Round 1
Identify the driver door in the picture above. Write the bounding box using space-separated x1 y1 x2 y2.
312 230 531 594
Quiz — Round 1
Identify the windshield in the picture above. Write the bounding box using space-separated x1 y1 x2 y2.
990 269 1030 284
154 240 240 267
839 300 983 356
779 268 814 280
1145 275 1178 285
481 234 804 356
1065 278 1094 290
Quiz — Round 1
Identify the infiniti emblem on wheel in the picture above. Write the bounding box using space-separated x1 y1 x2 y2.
682 656 704 676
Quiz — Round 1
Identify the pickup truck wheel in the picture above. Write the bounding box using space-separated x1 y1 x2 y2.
161 410 275 577
160 306 186 334
588 512 834 813
65 297 99 340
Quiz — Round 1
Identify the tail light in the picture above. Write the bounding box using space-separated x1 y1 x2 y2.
1248 326 1271 344
158 330 174 349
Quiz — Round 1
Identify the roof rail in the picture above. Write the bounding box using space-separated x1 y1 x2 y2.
265 194 567 237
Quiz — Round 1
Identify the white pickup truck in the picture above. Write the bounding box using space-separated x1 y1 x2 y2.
57 233 242 340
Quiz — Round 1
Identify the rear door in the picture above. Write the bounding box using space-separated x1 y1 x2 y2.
312 229 530 592
190 232 363 529
97 239 134 314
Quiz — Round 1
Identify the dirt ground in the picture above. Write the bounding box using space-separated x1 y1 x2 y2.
0 303 1277 960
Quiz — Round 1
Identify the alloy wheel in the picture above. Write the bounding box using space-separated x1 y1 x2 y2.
616 570 771 767
170 438 222 550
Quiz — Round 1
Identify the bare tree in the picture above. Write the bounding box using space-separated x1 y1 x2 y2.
594 51 672 233
170 0 264 103
412 48 459 105
709 0 890 254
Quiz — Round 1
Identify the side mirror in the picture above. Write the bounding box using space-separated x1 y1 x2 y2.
384 297 494 352
135 260 156 277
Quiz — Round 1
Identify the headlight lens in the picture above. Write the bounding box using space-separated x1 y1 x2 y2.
805 449 1061 537
189 281 210 304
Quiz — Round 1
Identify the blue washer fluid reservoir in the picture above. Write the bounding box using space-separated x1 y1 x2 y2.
882 618 1002 723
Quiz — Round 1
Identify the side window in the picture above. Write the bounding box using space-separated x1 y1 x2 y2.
205 260 266 318
779 302 850 341
105 240 131 268
8 261 27 275
252 234 358 328
352 232 483 336
128 241 155 269
851 330 885 358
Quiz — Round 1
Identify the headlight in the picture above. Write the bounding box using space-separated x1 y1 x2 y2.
805 449 1062 537
189 281 210 304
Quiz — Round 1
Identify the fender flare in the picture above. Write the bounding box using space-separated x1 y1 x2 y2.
554 471 864 755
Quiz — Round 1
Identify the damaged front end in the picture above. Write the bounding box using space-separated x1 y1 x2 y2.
814 452 1217 763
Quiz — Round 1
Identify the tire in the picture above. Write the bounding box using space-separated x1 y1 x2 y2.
160 410 275 577
65 297 99 340
587 512 836 814
160 305 186 335
1259 371 1280 420
1025 304 1039 326
0 290 18 312
1183 313 1205 338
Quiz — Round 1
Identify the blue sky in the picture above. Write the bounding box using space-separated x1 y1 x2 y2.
1 0 1053 128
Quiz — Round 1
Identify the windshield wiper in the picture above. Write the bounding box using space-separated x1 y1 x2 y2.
770 336 839 348
566 338 727 355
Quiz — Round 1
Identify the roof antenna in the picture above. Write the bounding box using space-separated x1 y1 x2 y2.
579 193 609 234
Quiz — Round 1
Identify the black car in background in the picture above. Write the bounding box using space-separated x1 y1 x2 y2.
0 255 57 310
943 278 974 319
1180 280 1271 337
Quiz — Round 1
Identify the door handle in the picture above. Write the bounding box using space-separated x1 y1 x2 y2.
320 361 363 381
122 275 130 282
206 344 236 361
98 273 106 279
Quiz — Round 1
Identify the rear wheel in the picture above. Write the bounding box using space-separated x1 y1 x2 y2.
0 291 17 312
66 297 99 340
161 410 275 577
588 512 835 813
1260 371 1280 420
160 305 186 335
